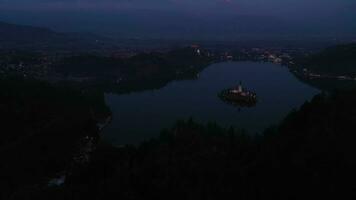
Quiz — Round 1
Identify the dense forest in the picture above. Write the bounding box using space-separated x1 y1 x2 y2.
55 47 215 94
10 89 355 200
298 43 356 76
0 51 41 65
56 47 213 81
296 76 356 91
0 77 110 200
291 43 356 91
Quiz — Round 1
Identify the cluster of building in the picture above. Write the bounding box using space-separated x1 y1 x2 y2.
219 82 257 107
229 83 256 97
196 46 296 65
0 55 54 79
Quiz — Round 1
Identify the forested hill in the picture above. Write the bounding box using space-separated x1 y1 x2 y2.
57 47 212 79
0 21 113 51
299 43 356 76
0 77 110 199
55 47 214 93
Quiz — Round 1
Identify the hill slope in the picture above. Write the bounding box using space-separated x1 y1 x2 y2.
300 43 356 76
0 21 114 51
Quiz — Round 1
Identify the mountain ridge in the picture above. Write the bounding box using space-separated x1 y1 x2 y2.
0 21 115 51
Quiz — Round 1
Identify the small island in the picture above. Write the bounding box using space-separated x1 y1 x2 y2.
219 82 257 107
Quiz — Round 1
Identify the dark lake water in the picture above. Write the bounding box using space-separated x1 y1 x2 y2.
103 62 319 145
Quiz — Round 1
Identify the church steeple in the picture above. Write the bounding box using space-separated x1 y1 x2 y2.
238 81 243 93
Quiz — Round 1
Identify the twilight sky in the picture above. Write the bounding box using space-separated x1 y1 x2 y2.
0 0 355 40
1 0 354 15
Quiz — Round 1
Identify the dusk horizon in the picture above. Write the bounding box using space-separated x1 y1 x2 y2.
1 0 355 40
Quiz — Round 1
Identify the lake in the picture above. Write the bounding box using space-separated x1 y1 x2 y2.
103 62 319 145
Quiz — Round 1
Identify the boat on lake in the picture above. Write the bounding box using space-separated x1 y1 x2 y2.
219 82 257 107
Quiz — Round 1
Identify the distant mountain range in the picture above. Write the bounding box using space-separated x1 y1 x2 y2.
1 10 355 41
0 21 115 51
